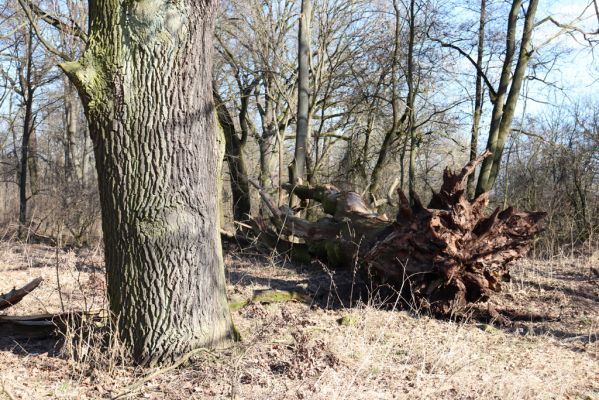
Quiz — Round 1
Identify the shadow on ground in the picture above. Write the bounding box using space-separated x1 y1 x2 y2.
0 335 62 357
225 246 599 352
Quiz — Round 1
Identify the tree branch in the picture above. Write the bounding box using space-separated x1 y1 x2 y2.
26 2 88 43
429 37 498 102
16 0 73 62
0 277 43 310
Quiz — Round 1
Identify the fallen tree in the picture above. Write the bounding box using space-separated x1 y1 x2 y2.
250 153 546 313
0 277 108 338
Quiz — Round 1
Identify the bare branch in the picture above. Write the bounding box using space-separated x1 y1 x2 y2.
26 2 87 42
534 4 598 49
0 277 43 310
16 0 73 62
429 37 498 102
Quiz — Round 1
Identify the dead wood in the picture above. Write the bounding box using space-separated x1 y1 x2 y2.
0 277 43 311
251 152 546 313
0 311 105 338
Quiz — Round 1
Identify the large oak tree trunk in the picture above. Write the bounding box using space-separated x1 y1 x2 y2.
252 153 545 313
61 0 234 366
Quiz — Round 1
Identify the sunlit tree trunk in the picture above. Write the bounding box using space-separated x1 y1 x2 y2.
406 0 418 203
290 0 312 200
467 0 486 199
214 91 251 222
476 0 539 196
369 0 401 204
61 0 234 366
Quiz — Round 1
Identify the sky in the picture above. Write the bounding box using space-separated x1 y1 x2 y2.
441 0 598 146
1 0 597 141
524 0 598 113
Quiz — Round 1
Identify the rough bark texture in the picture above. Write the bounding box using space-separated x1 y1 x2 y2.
61 0 234 366
214 91 251 222
253 153 545 313
476 0 539 196
0 277 43 311
289 0 312 205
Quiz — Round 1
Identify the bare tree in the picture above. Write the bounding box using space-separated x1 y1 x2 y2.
467 0 486 199
0 7 57 234
475 0 539 196
290 0 312 196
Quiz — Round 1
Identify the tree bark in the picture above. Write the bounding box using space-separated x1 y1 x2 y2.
369 0 401 205
467 0 486 199
406 0 418 203
0 277 43 311
486 0 539 187
476 0 539 196
18 26 35 232
63 79 79 181
61 0 234 366
214 91 251 222
290 0 312 203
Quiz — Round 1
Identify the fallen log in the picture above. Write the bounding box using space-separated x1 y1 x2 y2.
0 277 43 311
251 153 546 313
0 313 61 338
0 311 106 338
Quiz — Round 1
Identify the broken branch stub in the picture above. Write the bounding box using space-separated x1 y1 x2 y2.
0 277 43 311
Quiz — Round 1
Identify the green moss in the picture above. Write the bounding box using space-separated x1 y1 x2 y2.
337 314 359 327
229 299 249 312
59 57 110 115
137 218 167 238
325 241 343 267
290 246 312 264
325 240 357 269
321 196 338 215
476 323 497 333
252 289 309 304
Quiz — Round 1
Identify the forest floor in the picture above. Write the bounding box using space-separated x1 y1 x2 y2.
0 237 597 400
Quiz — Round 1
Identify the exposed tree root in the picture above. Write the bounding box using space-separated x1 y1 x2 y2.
251 152 546 313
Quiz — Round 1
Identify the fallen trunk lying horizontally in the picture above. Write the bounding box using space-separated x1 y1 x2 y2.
0 278 105 339
251 153 546 313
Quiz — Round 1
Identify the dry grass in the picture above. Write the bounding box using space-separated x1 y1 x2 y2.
0 238 597 400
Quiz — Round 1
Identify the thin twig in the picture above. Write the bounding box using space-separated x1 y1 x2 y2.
16 0 73 61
